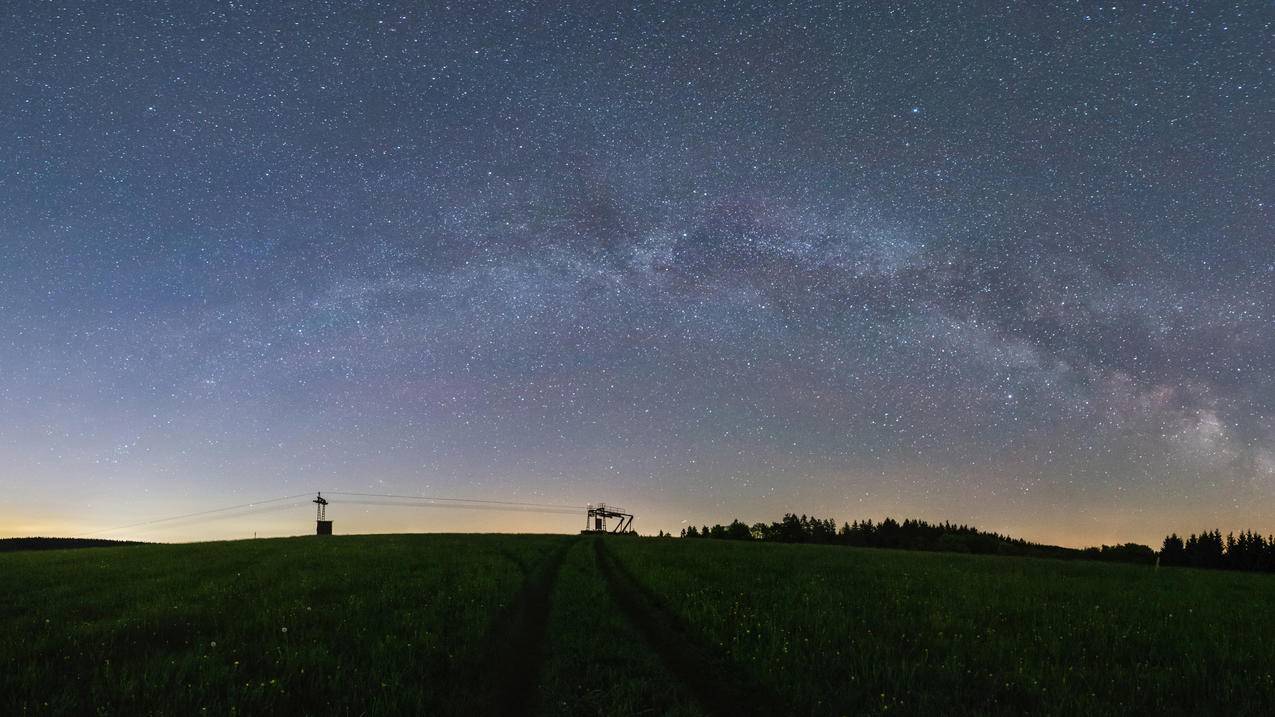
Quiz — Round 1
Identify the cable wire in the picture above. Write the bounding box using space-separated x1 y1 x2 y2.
82 493 313 536
80 491 588 537
322 491 586 511
336 499 582 515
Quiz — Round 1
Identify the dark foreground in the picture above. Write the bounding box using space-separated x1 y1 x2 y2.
3 534 1274 715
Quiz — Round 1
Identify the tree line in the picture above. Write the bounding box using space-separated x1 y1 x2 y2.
1159 530 1275 572
0 537 144 552
657 513 1184 567
666 514 1275 574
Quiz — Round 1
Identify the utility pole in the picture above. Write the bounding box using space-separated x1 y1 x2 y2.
314 493 332 535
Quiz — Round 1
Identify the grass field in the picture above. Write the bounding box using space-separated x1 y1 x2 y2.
3 534 1274 715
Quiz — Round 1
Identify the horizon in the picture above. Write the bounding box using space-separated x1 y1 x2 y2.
2 2 1271 549
0 492 1262 551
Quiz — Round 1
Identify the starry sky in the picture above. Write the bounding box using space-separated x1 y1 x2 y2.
1 1 1271 545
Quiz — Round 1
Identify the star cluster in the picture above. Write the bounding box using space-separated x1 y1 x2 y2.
1 1 1271 544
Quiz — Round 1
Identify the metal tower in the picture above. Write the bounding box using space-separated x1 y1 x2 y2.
584 503 634 533
314 492 332 535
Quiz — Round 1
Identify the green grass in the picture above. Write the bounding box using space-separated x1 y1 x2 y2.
0 534 565 715
537 539 702 716
609 537 1275 715
4 533 1275 715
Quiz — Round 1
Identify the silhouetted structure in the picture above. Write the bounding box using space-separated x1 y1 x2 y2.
314 492 332 535
584 503 633 533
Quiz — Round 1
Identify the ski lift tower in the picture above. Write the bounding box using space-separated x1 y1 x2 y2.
314 492 333 535
584 503 634 534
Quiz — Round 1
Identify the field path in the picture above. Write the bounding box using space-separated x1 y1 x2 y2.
475 536 577 713
594 538 785 716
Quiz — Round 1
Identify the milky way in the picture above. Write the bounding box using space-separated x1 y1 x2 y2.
1 1 1271 544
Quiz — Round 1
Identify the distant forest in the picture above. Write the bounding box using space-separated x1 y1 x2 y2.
1159 531 1275 573
0 537 144 552
665 514 1275 574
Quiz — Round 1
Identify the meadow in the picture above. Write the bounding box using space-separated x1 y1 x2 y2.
3 533 1274 715
608 538 1275 715
1 534 567 714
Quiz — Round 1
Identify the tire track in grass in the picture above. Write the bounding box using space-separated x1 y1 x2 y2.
474 537 576 714
593 538 786 716
537 539 706 716
461 538 576 709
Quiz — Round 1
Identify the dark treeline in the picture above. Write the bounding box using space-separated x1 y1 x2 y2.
1160 530 1275 573
663 514 1158 565
0 537 144 552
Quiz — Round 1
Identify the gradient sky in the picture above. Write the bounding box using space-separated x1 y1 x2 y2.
1 1 1271 546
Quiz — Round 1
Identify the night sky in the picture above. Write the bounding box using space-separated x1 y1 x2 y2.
1 1 1271 545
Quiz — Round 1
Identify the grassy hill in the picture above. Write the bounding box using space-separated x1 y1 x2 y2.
3 534 1274 715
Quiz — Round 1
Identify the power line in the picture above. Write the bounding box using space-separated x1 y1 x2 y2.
82 494 313 536
79 491 587 537
323 491 586 512
336 499 581 516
